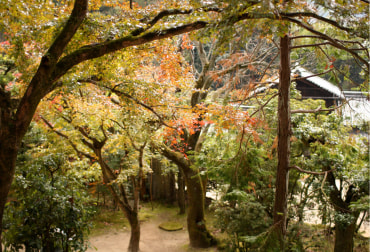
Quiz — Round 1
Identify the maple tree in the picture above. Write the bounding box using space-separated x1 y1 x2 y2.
39 83 156 252
35 30 193 251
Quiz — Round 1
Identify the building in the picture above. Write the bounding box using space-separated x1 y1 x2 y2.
293 67 370 128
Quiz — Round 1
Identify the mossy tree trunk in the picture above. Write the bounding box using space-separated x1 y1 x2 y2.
334 216 359 252
157 144 216 248
184 166 215 247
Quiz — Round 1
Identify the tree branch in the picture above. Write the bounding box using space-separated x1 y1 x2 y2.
281 12 355 35
40 115 95 160
291 106 337 114
292 68 333 82
52 21 208 82
289 165 335 175
47 0 88 63
151 142 191 171
290 42 332 49
105 84 177 130
51 8 368 83
284 17 368 68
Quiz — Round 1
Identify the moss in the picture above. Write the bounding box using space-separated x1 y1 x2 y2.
158 221 184 231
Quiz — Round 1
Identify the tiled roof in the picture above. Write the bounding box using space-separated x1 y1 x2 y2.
294 67 345 99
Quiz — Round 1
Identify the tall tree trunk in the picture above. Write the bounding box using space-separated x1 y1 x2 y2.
0 104 27 252
272 34 291 249
151 157 163 200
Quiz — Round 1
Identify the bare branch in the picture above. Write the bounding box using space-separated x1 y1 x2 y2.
281 12 355 35
284 17 369 68
291 42 332 49
292 68 333 82
107 84 177 130
291 106 338 114
247 92 279 119
290 165 335 175
40 115 95 160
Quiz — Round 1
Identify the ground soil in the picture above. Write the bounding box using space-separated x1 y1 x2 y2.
87 219 188 252
86 209 218 252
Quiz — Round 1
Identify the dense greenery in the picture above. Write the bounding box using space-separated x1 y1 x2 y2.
3 125 94 252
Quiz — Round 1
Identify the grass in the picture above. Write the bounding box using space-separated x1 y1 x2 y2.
88 208 129 237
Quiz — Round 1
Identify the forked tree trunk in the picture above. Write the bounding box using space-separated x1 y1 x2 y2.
157 144 215 248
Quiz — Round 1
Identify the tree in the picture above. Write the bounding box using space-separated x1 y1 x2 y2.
294 111 369 252
39 83 158 252
153 39 219 247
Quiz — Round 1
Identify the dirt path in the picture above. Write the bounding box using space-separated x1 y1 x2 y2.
86 208 218 252
86 219 191 252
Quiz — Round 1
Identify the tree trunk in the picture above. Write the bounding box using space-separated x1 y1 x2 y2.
156 144 215 248
177 169 186 214
150 157 176 203
0 128 19 252
128 211 140 252
0 160 15 252
272 34 291 249
183 166 216 248
151 157 162 200
334 213 359 252
325 168 361 252
167 170 176 204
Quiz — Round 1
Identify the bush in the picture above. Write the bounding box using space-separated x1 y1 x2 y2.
3 154 95 252
211 190 272 251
